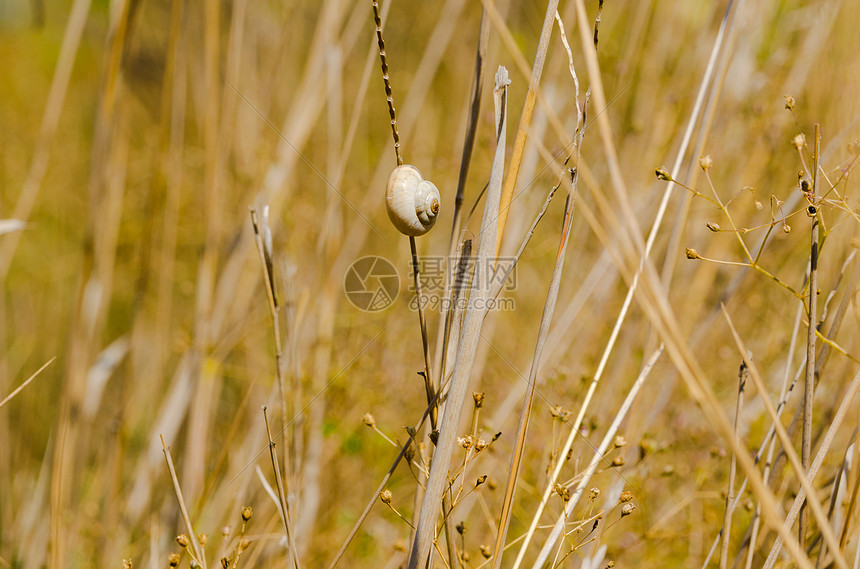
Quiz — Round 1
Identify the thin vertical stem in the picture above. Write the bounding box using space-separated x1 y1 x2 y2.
406 66 511 569
161 436 208 569
800 123 820 544
371 0 402 167
370 0 434 421
719 363 746 569
494 0 561 252
410 235 437 428
263 407 302 569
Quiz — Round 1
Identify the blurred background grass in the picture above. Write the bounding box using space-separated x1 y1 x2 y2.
1 0 859 567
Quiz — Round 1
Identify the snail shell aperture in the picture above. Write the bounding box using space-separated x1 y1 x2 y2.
385 165 441 236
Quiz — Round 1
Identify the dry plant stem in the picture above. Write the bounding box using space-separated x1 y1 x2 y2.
660 0 740 288
448 5 489 241
489 179 562 301
841 453 860 550
817 453 849 568
51 2 131 565
0 357 55 410
437 240 473 410
491 121 582 569
593 0 604 47
491 179 575 569
799 123 821 545
719 364 746 569
529 346 664 569
250 209 288 443
494 0 560 252
736 303 803 569
575 222 814 569
0 0 92 280
411 235 437 426
371 0 435 416
407 67 510 569
761 368 860 569
510 5 738 564
263 406 301 569
722 308 849 569
371 0 402 167
327 396 439 569
435 5 489 396
160 436 207 569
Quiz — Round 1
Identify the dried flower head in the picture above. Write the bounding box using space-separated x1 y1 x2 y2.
793 133 806 149
784 95 795 110
238 538 250 553
655 168 673 181
706 222 721 232
589 487 601 499
458 435 475 449
475 475 487 487
362 413 375 427
168 553 181 567
475 438 488 452
685 248 700 260
123 560 133 569
241 506 253 522
220 557 230 569
550 404 570 421
613 435 627 448
175 534 190 549
197 533 207 547
619 491 634 503
380 489 393 504
473 392 485 408
611 456 625 467
480 545 493 559
699 155 713 171
456 521 466 535
621 503 636 517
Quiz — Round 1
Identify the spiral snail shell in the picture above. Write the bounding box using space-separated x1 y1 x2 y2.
385 165 441 236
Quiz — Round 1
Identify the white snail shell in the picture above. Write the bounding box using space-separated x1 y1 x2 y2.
385 165 441 236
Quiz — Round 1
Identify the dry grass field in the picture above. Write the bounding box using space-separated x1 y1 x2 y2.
1 0 860 567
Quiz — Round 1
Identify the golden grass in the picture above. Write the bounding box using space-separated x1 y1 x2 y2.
1 0 859 567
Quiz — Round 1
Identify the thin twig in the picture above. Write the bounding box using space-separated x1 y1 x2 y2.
719 362 746 569
510 4 740 564
407 67 510 569
327 392 441 569
799 123 821 545
263 406 301 569
494 0 561 251
491 166 578 569
161 435 208 569
0 357 55 410
528 346 664 569
370 0 401 166
722 307 849 569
